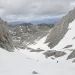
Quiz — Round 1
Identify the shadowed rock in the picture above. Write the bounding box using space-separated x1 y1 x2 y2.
63 45 72 49
45 8 75 49
0 18 14 51
72 59 75 63
32 71 38 74
72 37 75 40
43 50 56 58
30 49 44 52
54 51 66 57
43 50 66 58
67 50 75 60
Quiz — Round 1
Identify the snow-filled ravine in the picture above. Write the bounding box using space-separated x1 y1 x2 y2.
28 34 50 50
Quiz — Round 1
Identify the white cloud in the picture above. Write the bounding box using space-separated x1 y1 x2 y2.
0 0 75 21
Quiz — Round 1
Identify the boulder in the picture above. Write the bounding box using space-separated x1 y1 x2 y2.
32 71 38 74
43 50 66 58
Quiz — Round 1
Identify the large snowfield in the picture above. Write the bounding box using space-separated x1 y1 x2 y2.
0 48 75 75
0 20 75 75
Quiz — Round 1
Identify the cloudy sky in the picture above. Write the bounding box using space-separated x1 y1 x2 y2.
0 0 75 22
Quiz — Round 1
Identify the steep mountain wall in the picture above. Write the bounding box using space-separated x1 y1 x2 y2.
45 8 75 49
0 18 13 51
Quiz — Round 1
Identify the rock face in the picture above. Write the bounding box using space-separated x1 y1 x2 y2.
63 45 72 49
0 18 13 51
43 50 66 58
45 8 75 49
30 49 44 52
72 59 75 63
9 24 54 49
67 50 75 59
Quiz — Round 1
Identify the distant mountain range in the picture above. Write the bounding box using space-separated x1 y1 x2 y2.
30 18 61 25
8 18 61 25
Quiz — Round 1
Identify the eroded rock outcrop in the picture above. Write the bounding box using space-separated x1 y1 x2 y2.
0 18 13 51
43 50 66 58
67 50 75 59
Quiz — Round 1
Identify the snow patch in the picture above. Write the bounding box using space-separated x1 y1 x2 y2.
0 48 75 75
28 35 50 50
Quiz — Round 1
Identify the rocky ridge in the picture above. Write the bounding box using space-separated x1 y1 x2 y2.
0 18 13 51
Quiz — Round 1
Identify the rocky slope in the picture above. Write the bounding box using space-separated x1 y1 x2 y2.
0 18 13 51
45 8 75 60
9 24 54 49
46 8 75 49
